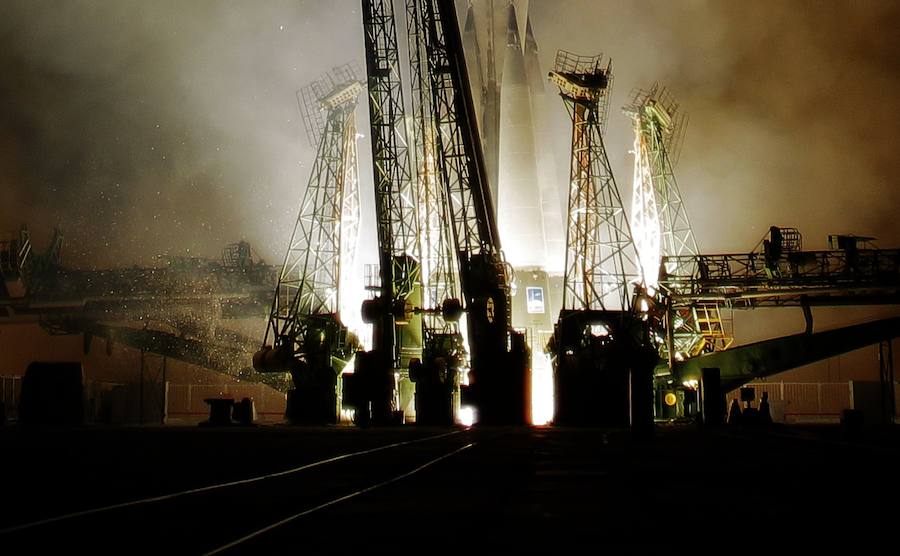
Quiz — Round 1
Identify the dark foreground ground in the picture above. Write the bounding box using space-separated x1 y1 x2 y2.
0 422 897 554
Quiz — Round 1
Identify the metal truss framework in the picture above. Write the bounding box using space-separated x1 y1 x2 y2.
419 0 501 259
625 85 696 279
296 65 362 343
406 0 460 337
414 0 526 425
339 117 361 331
549 50 635 312
625 85 731 357
661 247 900 308
362 0 422 318
0 227 32 281
1 226 63 298
262 71 364 358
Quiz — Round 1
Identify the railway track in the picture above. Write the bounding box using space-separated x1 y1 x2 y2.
0 427 482 553
1 424 898 553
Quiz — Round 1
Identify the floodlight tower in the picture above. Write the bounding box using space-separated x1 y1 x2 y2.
624 85 731 366
548 51 634 313
547 51 655 428
253 67 364 424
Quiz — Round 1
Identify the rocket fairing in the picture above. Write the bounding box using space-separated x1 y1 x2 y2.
524 15 565 274
497 1 546 269
462 1 565 274
463 1 501 204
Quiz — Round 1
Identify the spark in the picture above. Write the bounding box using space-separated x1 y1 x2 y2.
530 350 553 425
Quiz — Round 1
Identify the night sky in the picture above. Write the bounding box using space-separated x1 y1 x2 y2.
1 0 899 265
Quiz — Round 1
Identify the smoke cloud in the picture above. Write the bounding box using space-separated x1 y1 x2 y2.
1 0 898 270
0 0 366 267
531 0 900 251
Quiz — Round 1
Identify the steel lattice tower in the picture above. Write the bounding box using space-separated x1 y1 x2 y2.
625 85 731 359
625 86 696 280
419 0 502 259
362 0 423 367
406 0 461 334
258 69 364 370
414 0 509 318
549 51 635 312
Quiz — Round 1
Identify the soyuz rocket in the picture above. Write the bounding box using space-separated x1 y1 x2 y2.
461 1 565 329
462 0 564 274
461 1 564 424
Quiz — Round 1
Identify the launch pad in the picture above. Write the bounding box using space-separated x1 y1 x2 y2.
1 1 898 430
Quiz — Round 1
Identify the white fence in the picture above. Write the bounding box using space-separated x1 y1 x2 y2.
727 381 899 423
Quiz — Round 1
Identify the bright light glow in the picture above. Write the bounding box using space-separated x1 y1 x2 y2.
339 124 372 350
682 379 699 390
589 324 610 337
341 353 356 374
459 406 476 427
530 350 554 425
630 130 661 289
639 298 650 313
340 408 355 423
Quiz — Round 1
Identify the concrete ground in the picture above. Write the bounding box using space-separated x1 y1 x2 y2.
0 422 897 553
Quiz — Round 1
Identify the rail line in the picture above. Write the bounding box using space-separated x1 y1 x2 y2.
204 441 477 555
0 429 465 536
